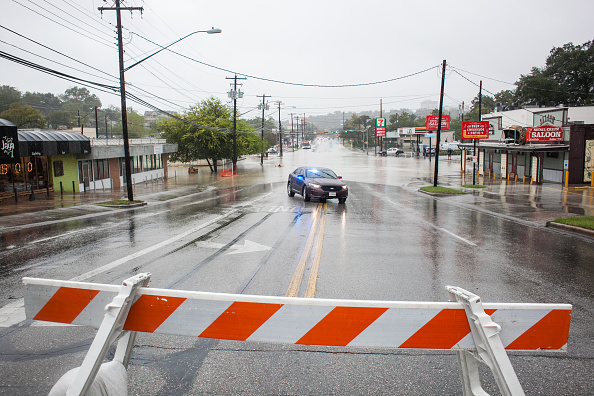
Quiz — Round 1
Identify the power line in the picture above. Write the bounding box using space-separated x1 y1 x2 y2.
10 0 114 48
130 31 440 88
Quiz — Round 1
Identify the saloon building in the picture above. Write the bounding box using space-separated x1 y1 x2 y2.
458 106 594 185
0 119 177 202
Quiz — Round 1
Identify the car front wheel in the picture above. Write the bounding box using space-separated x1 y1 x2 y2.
302 186 310 202
287 182 295 197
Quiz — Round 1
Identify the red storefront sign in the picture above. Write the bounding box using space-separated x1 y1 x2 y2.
461 121 489 139
526 125 564 142
425 115 450 131
376 117 386 137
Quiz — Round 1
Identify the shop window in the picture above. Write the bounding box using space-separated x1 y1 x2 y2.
546 152 559 159
54 161 64 177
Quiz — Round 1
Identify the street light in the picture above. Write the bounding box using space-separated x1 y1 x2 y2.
116 26 220 200
124 28 222 72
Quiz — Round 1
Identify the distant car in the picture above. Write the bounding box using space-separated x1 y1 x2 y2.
267 147 278 154
302 141 311 149
423 147 436 157
287 166 348 204
380 148 404 156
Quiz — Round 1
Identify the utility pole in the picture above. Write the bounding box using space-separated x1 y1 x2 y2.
104 115 108 141
273 101 284 157
226 74 246 172
257 94 269 165
94 106 99 139
475 81 482 186
433 60 447 187
98 0 143 201
290 113 298 151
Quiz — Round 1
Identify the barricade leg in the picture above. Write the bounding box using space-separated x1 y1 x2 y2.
446 286 525 396
457 350 489 396
65 273 151 396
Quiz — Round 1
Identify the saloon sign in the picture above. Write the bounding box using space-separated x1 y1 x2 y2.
425 115 450 131
526 125 564 142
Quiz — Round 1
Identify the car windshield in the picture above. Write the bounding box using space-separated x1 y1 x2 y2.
306 169 337 179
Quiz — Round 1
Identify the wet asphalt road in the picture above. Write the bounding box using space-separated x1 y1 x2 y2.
1 141 593 395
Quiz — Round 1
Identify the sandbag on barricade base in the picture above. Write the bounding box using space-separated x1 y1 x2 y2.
48 361 127 396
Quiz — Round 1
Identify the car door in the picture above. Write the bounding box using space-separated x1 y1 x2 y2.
293 168 305 192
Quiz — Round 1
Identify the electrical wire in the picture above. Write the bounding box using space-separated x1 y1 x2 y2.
11 0 114 48
130 31 440 88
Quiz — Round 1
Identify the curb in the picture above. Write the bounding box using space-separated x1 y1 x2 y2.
418 189 467 197
96 202 147 209
547 222 594 238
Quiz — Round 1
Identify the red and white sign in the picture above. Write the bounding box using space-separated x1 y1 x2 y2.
426 115 450 131
526 125 564 142
376 117 386 137
461 121 490 139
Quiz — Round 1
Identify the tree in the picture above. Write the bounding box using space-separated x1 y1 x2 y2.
463 94 495 121
514 40 594 106
515 67 564 106
59 87 102 126
114 108 146 138
0 85 21 113
160 97 262 173
22 92 62 117
494 89 516 108
0 103 46 128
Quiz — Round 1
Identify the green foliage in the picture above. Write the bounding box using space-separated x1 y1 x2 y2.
420 186 467 194
515 40 594 106
551 216 594 230
22 92 62 117
0 85 21 113
160 97 261 172
0 102 46 128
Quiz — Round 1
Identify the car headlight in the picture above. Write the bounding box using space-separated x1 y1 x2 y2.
342 185 348 190
309 183 321 189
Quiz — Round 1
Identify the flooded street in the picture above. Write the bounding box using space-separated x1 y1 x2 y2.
1 142 593 395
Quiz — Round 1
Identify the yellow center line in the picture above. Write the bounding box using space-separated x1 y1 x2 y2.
285 203 322 297
305 203 327 298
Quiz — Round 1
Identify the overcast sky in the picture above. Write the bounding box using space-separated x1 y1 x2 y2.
2 0 593 127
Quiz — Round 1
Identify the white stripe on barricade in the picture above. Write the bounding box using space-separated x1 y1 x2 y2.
23 275 572 396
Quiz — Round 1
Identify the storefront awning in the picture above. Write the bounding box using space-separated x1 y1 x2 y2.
457 141 569 153
17 130 91 156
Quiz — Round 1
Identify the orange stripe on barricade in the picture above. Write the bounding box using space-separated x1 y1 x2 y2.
505 309 571 350
33 287 99 324
124 295 187 333
399 309 497 349
297 307 388 346
199 301 283 341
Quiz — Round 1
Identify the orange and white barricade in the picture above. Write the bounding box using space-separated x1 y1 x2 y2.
23 274 572 396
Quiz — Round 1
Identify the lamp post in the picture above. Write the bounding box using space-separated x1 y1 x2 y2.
99 10 221 200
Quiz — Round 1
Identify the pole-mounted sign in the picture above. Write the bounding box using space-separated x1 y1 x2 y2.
426 115 450 131
461 121 489 139
375 117 386 137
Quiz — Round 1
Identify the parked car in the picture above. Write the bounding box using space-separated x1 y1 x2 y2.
380 147 404 156
423 146 436 157
287 166 348 204
267 147 278 154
